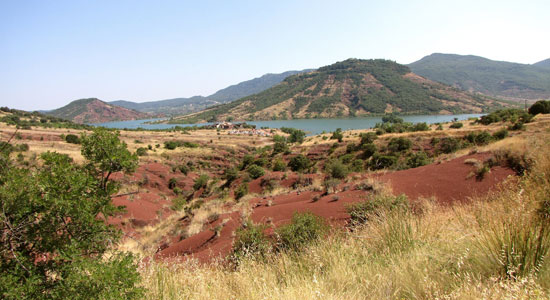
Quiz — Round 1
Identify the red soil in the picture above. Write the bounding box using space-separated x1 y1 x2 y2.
152 152 516 264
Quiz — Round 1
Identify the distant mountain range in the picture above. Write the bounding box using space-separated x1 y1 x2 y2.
170 59 508 123
409 53 550 101
45 98 150 124
110 70 311 115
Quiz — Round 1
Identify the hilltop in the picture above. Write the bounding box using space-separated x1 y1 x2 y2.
535 58 550 69
170 59 507 123
110 70 310 116
46 98 150 124
409 53 550 100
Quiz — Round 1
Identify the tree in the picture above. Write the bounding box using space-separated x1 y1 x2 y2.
0 129 142 299
330 128 344 142
80 128 138 192
288 154 311 172
529 100 550 115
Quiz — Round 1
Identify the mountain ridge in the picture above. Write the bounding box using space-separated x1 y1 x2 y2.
169 58 508 124
409 53 550 100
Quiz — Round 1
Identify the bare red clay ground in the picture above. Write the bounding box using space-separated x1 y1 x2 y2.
154 152 515 263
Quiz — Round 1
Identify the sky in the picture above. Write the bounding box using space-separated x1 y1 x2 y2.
1 0 549 111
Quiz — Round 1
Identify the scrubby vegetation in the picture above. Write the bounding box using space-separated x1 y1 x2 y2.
0 128 142 299
140 130 550 299
173 59 504 123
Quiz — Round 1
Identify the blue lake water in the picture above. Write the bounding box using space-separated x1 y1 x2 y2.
93 114 483 136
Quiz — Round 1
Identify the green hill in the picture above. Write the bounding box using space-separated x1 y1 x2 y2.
170 59 507 123
409 53 550 100
46 98 150 124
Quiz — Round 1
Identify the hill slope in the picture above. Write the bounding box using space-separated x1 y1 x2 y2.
46 98 150 124
409 53 550 100
534 58 550 69
110 70 309 116
171 59 507 123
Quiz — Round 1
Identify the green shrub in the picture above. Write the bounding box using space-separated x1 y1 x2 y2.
450 122 463 129
369 153 397 170
281 127 305 144
346 194 409 225
240 154 254 170
350 159 364 172
387 137 412 153
65 134 80 144
246 164 265 179
136 147 147 156
437 137 462 154
164 141 179 150
330 128 344 142
178 164 189 175
272 159 286 171
231 221 271 261
360 143 377 159
223 167 239 184
325 159 349 179
168 178 178 189
479 108 533 125
406 151 431 168
466 131 493 145
234 183 248 200
276 212 326 251
492 128 508 140
288 154 311 172
193 174 209 190
359 132 378 145
182 141 199 148
14 143 29 152
412 122 430 131
528 100 550 115
171 196 188 211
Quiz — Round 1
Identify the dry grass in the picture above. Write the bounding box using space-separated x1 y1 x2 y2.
137 121 550 300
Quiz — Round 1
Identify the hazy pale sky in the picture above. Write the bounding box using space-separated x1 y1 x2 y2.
1 0 549 111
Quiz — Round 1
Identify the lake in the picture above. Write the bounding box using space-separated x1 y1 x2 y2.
93 114 483 136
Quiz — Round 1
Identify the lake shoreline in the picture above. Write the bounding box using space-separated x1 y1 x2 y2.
93 114 484 136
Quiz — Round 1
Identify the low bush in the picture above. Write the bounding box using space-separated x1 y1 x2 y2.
288 154 311 172
387 137 412 153
450 122 463 129
466 131 493 145
369 153 397 170
276 212 326 251
234 183 248 200
65 134 80 144
223 167 239 184
231 221 271 261
193 174 209 190
168 178 177 189
479 108 533 125
272 159 286 171
492 128 508 140
164 141 179 150
436 137 462 154
406 151 431 168
136 147 147 156
246 164 265 179
324 159 349 179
